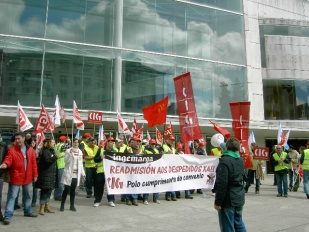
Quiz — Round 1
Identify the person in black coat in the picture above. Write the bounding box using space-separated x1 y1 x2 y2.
35 138 59 215
214 137 247 232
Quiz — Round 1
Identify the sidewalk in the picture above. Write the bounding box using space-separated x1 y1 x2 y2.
1 174 309 232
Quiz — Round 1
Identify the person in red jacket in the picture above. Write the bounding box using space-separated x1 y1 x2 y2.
0 132 38 225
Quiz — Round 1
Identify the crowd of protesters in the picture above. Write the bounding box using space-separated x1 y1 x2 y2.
0 129 309 232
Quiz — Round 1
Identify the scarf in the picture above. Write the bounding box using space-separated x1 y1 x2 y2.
223 150 241 158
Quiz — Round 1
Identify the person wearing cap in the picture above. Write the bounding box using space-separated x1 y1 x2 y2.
83 137 99 198
175 142 193 200
93 137 116 207
270 144 291 197
287 145 300 192
113 137 127 203
54 136 70 201
162 136 177 201
123 135 142 206
143 139 160 204
300 141 309 199
79 133 91 151
0 129 8 222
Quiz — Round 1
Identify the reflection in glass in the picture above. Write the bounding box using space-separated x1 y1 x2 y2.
263 80 309 120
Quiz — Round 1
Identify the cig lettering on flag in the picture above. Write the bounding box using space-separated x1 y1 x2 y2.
16 101 33 132
60 106 66 124
229 102 252 168
34 105 56 134
73 101 84 130
117 111 130 134
156 127 163 145
174 73 202 141
52 95 61 127
163 121 174 137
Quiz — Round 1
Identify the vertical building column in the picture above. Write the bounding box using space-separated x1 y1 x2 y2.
113 0 123 112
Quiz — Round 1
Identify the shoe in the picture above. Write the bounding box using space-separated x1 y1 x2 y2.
14 205 21 210
197 190 203 194
132 200 138 206
277 194 282 197
284 194 288 198
31 203 36 207
171 197 177 201
255 191 259 194
185 196 193 199
121 198 125 202
212 193 216 196
126 200 132 206
289 187 292 192
153 200 160 204
143 200 149 205
60 204 64 212
93 203 100 207
70 206 76 211
86 194 92 198
24 212 38 217
190 190 195 194
165 197 171 201
108 201 115 207
306 194 309 199
3 217 10 225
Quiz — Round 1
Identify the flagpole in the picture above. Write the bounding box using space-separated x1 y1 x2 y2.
64 121 69 137
93 124 95 138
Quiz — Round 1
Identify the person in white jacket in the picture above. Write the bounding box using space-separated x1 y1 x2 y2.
60 139 85 212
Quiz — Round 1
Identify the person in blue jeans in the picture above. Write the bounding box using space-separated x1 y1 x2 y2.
214 137 247 232
0 132 39 225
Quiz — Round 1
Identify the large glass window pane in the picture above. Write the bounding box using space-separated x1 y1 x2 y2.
0 36 44 106
46 0 86 43
42 42 114 110
0 0 47 38
121 50 246 119
123 0 245 65
263 80 309 120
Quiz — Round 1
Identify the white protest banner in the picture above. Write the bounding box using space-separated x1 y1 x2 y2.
104 153 219 194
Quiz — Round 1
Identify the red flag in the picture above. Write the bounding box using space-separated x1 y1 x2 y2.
73 101 84 130
173 72 202 141
210 121 231 138
34 105 56 134
156 127 163 145
142 97 168 128
163 121 174 137
135 126 144 140
230 102 252 168
98 125 107 148
16 101 33 132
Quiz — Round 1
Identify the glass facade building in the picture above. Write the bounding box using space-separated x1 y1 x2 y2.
0 0 246 120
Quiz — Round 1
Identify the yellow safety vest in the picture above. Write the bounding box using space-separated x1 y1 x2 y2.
114 146 127 153
145 147 159 154
162 144 176 154
273 152 289 172
211 148 222 156
96 148 104 174
302 149 309 170
84 145 99 168
56 143 65 169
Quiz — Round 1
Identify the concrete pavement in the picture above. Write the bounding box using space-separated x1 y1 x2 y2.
0 174 309 232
